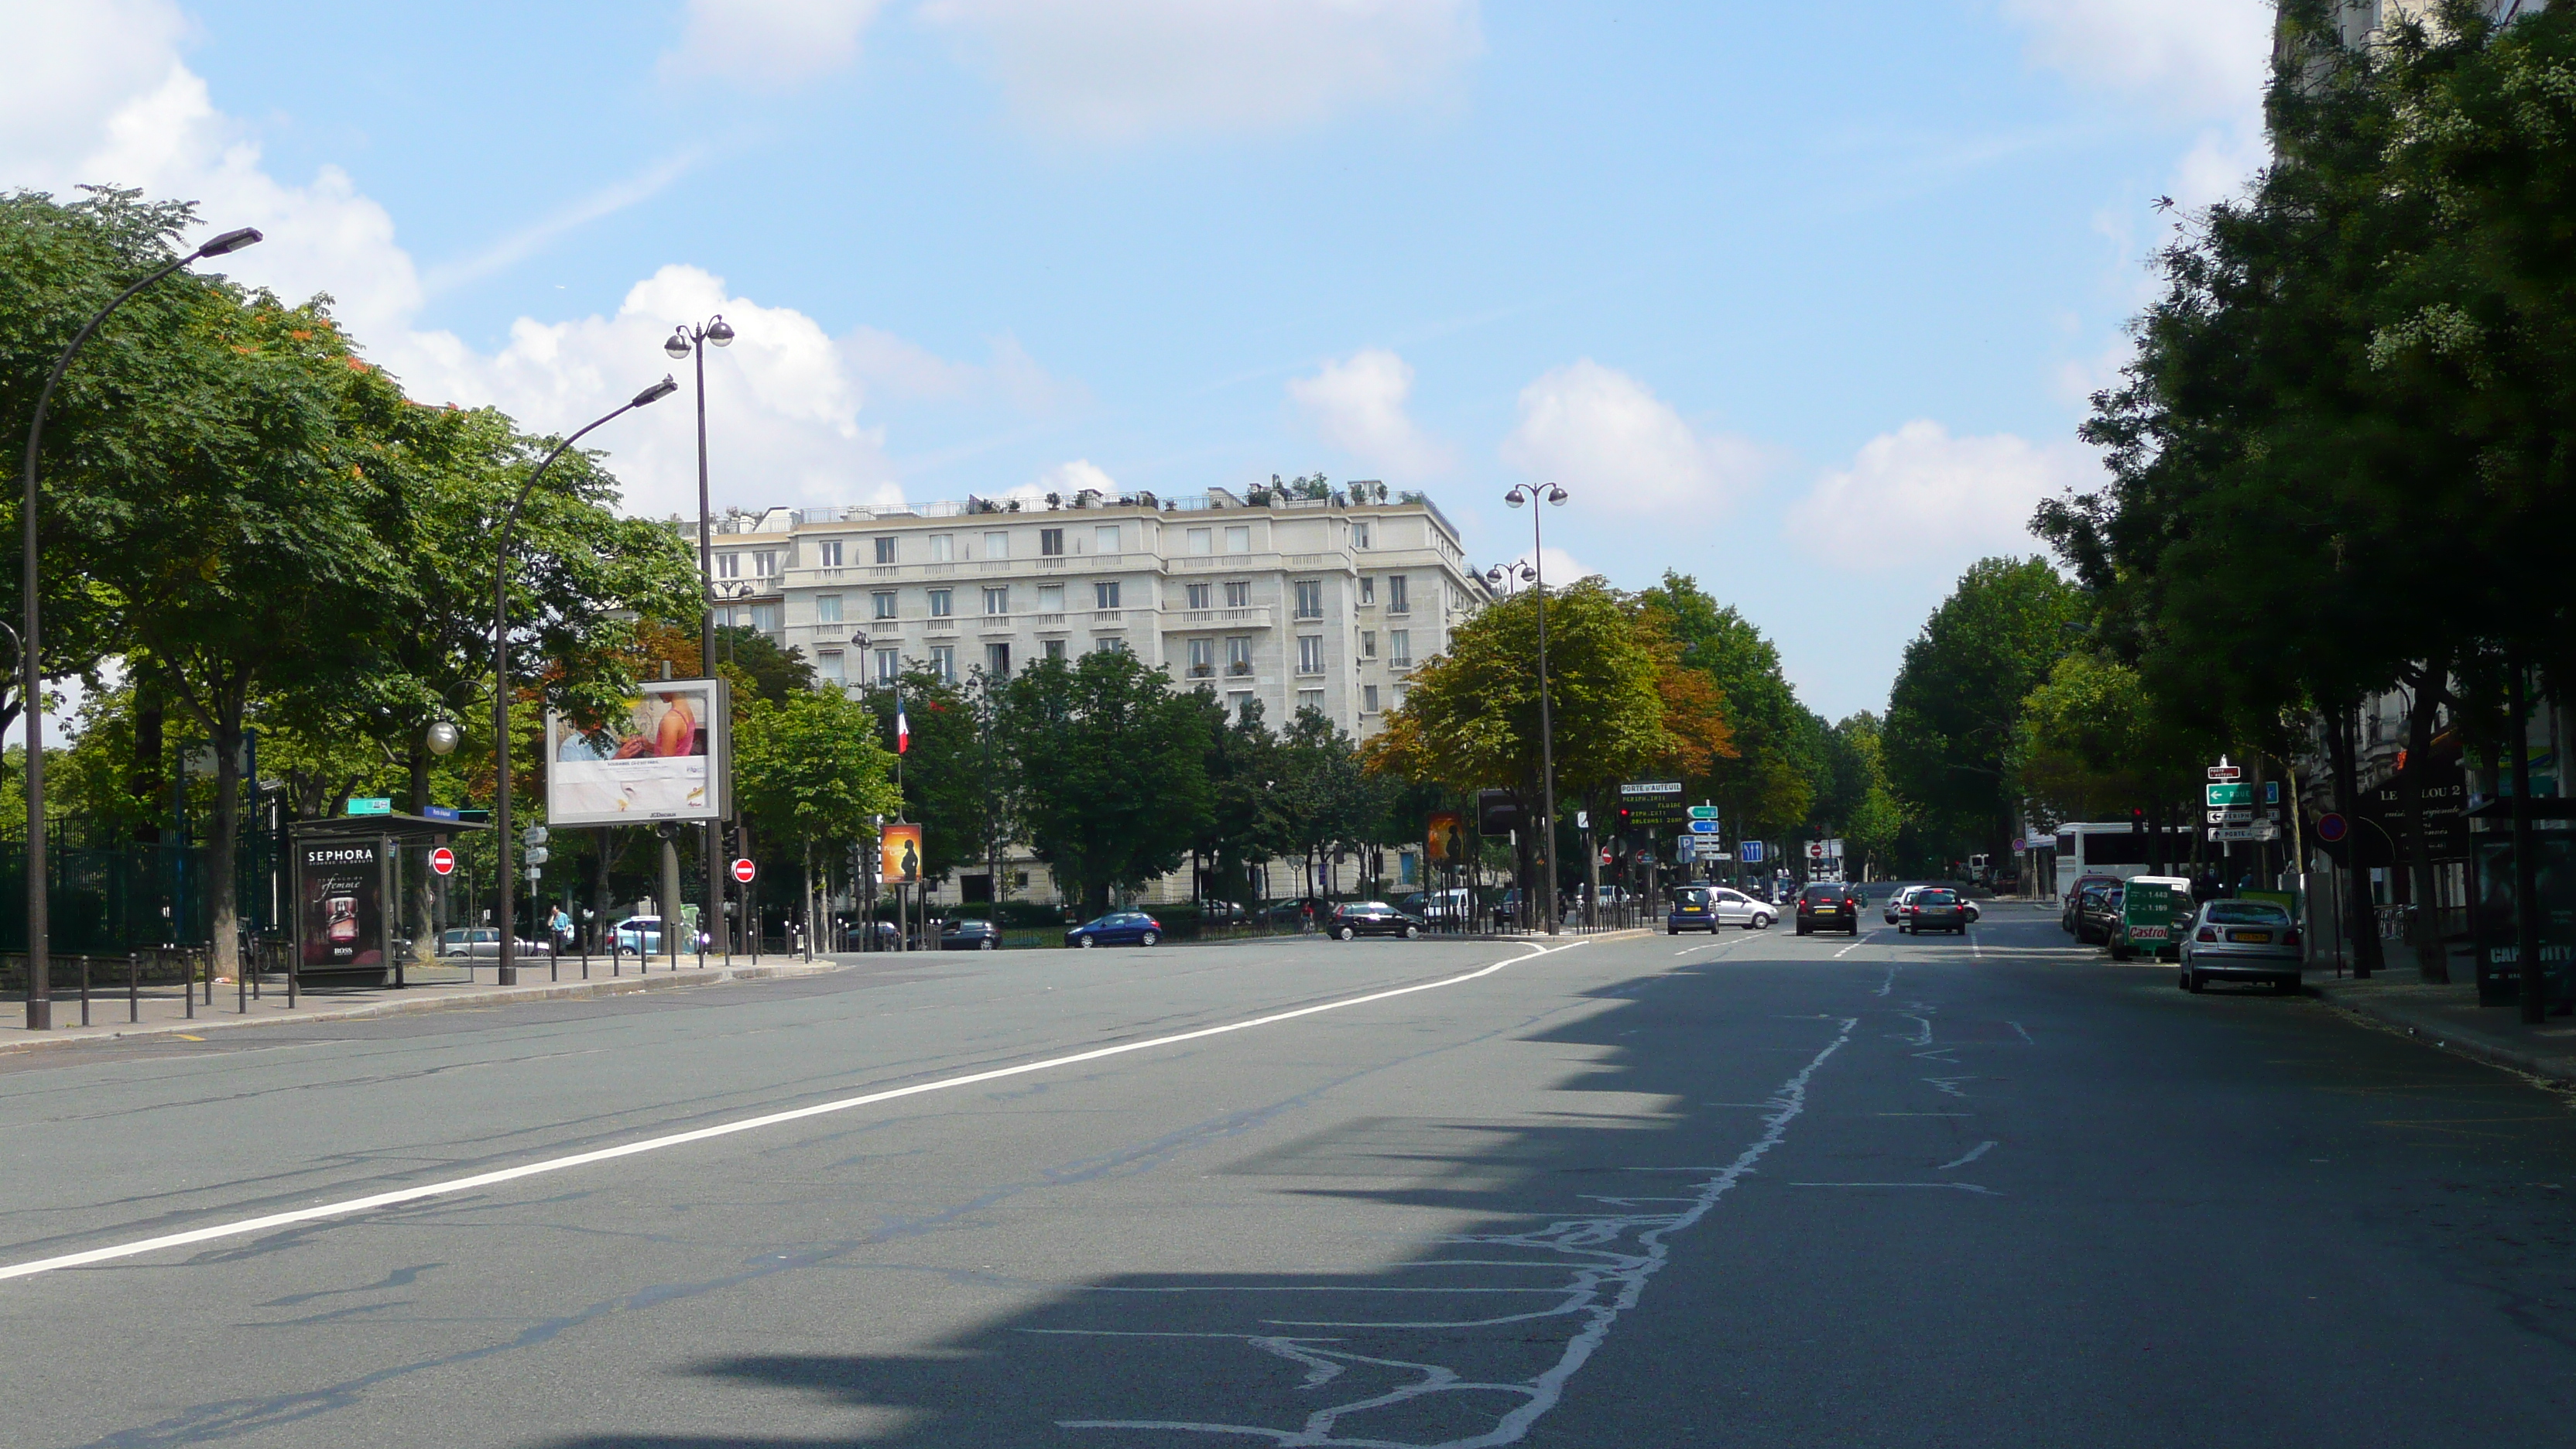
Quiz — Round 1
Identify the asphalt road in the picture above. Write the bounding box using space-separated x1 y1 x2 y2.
2 907 2571 1447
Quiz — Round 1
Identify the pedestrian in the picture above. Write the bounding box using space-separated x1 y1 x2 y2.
1300 899 1315 934
548 904 571 957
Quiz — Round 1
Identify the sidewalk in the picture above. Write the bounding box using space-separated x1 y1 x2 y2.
2312 974 2576 1086
0 954 842 1057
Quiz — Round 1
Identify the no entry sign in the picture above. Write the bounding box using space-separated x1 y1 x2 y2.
731 857 757 884
429 847 456 877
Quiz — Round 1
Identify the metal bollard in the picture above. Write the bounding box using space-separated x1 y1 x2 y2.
238 951 247 1014
128 951 139 1024
182 948 194 1020
78 955 90 1027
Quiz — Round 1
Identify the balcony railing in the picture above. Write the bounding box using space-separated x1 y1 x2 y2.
1227 661 1253 677
1187 663 1215 679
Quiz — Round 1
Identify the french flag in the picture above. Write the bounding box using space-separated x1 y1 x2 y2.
895 690 909 755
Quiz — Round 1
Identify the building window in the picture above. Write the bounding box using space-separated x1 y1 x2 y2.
930 533 954 562
1187 638 1215 677
817 539 843 567
713 605 734 629
750 602 780 632
1223 525 1250 553
718 552 741 579
929 588 954 618
874 536 897 564
985 530 1009 560
1363 683 1379 713
929 645 956 682
1297 688 1325 715
1362 630 1376 659
1094 524 1121 554
1094 581 1120 610
816 594 844 624
986 642 1010 677
875 649 900 683
1354 521 1372 549
872 591 897 620
1224 580 1251 608
817 650 844 684
1358 575 1375 605
1186 582 1211 610
1187 527 1212 555
1040 527 1065 557
1037 582 1066 614
1293 580 1323 618
1094 635 1126 655
1387 574 1410 613
1226 636 1252 675
753 550 779 577
983 586 1009 615
1389 629 1410 666
1228 691 1255 721
1297 635 1324 674
1043 638 1067 661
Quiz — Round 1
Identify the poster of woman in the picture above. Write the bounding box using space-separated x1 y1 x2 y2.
546 677 729 824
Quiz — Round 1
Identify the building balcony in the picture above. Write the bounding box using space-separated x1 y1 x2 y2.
1170 606 1274 631
1226 660 1254 677
1186 663 1216 680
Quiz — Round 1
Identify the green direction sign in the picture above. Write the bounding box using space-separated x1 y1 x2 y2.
2204 782 2250 807
346 797 392 816
1688 805 1720 820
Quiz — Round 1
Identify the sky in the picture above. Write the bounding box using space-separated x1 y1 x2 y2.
2 0 2277 724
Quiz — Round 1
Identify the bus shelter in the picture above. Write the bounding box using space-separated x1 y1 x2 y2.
291 813 490 991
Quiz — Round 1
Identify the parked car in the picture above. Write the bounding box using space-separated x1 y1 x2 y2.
1903 887 1971 934
1328 901 1427 940
1066 911 1163 948
1884 886 1921 925
611 916 704 955
940 918 1002 951
437 927 549 959
2074 885 2122 945
1795 882 1864 936
2063 875 2121 934
2178 898 2303 993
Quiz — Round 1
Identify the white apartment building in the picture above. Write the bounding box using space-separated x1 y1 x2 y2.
680 485 1487 906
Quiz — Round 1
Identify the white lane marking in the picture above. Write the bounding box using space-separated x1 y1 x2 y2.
1058 1016 1861 1447
2 940 1585 1286
1923 1076 1976 1098
1782 1180 1999 1190
1833 935 1869 958
1937 1141 1997 1171
1874 964 1897 997
2008 1020 2033 1045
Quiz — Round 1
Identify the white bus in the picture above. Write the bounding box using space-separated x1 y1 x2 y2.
2052 823 2198 898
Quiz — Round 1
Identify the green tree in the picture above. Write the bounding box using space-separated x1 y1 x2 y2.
1637 573 1817 840
1882 557 2084 864
733 686 901 941
995 650 1211 916
1194 693 1289 906
857 666 998 886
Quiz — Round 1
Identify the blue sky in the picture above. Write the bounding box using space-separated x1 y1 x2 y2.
4 0 2273 721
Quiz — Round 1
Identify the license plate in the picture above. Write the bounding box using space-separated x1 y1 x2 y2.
1814 906 1838 914
2228 930 2273 944
1681 906 1704 913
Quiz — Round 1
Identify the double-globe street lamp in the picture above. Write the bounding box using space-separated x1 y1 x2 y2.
665 317 734 955
1487 481 1568 936
19 225 264 1030
491 377 680 986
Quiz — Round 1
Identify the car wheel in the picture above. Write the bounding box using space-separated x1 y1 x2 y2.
1795 923 1810 936
1667 925 1678 936
2177 968 2193 991
1077 936 1095 948
2185 970 2205 993
1336 925 1355 941
2110 944 2132 961
980 938 996 951
1403 924 1420 940
1141 930 1160 947
1752 913 1772 930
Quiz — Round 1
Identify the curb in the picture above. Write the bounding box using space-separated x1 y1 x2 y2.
2313 981 2576 1087
0 961 844 1057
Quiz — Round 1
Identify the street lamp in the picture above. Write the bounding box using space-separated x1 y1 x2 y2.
491 376 678 986
1503 481 1567 936
19 224 262 1029
666 316 734 957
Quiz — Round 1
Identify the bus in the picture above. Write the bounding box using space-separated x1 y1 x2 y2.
2052 823 2199 899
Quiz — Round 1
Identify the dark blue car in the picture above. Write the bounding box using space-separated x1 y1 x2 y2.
1065 911 1163 948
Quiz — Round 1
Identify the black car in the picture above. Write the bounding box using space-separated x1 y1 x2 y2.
2075 884 2124 944
1328 901 1427 940
939 918 1001 951
1906 887 1971 934
2061 874 2119 933
1794 882 1864 935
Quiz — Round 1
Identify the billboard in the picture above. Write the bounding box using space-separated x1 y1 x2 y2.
299 838 385 969
1427 811 1469 866
546 677 728 825
880 823 925 886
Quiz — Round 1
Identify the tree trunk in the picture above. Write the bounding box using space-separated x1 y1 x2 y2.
803 845 815 961
2509 663 2544 1024
131 685 163 844
406 738 435 962
207 697 246 984
2324 703 2384 978
2401 659 2450 981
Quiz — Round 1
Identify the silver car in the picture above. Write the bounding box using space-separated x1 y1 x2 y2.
2177 899 2301 993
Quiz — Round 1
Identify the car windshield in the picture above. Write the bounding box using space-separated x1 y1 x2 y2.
1918 890 1958 905
1800 886 1842 902
1674 888 1708 906
2206 901 2292 925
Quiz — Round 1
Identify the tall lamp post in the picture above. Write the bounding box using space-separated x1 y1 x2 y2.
20 225 263 1029
492 376 678 987
1495 481 1567 935
665 317 733 959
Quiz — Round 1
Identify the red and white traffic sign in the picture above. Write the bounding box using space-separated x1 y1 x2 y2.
429 847 456 876
2208 763 2242 781
731 857 757 884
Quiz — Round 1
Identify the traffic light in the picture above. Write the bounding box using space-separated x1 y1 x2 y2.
2129 808 2146 834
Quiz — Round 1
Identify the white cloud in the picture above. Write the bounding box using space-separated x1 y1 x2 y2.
1999 0 2270 122
1786 420 2090 571
918 0 1483 140
1502 545 1592 590
1498 360 1763 517
663 0 890 84
1286 348 1451 478
1029 459 1118 498
0 7 1069 521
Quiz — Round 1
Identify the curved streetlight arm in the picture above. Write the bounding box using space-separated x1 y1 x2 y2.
491 378 676 986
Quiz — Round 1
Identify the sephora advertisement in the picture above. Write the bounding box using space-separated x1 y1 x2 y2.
547 677 728 825
300 840 384 969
